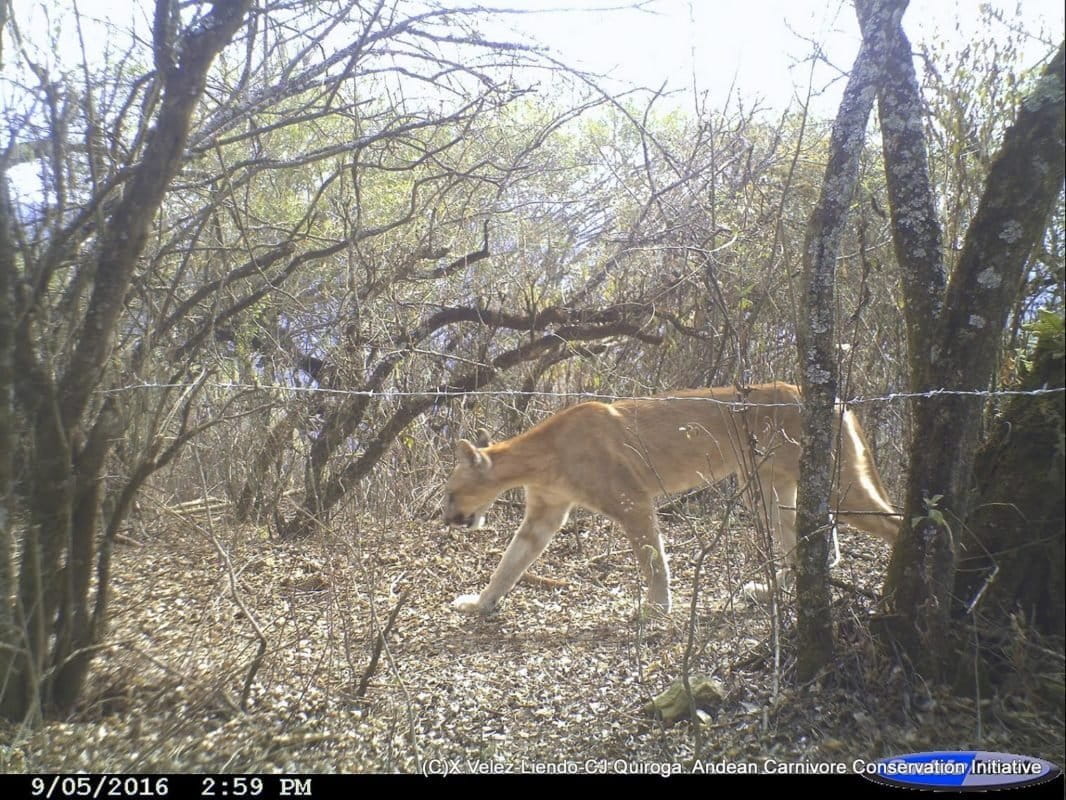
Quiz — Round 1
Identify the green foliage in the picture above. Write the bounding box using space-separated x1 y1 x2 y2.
912 494 948 530
1023 308 1065 361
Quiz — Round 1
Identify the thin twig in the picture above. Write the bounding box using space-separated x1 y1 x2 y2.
355 588 410 699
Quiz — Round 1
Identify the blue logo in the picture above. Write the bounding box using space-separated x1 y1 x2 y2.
860 751 1061 790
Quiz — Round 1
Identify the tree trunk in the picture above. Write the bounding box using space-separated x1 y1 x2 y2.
0 0 252 721
794 0 901 681
237 412 299 523
955 315 1064 689
0 156 20 720
868 17 1065 675
854 0 950 674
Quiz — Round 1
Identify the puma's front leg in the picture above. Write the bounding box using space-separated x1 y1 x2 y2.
618 505 672 614
453 495 571 615
742 473 797 604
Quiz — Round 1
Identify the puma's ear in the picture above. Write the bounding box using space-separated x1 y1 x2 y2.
456 439 491 470
474 428 492 448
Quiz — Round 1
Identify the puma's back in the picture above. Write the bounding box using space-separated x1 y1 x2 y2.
506 383 804 504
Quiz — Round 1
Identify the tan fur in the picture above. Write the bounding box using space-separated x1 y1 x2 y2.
443 382 899 615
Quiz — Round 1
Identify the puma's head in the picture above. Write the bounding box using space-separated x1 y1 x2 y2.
443 429 497 529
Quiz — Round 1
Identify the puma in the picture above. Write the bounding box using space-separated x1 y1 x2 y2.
443 382 899 615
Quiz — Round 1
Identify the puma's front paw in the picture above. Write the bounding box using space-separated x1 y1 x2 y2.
452 594 485 614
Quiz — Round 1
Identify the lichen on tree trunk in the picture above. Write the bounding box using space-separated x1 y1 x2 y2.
793 0 901 681
856 0 1064 678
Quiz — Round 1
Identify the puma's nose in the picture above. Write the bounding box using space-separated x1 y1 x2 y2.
446 513 475 528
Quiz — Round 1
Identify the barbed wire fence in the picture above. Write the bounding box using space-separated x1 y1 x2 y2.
99 382 1065 404
109 379 1062 532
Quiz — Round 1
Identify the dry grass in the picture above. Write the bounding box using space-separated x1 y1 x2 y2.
3 505 1063 774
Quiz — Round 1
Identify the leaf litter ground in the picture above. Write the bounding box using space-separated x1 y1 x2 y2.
5 505 1063 774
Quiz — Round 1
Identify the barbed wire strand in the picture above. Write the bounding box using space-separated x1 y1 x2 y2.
96 382 1066 406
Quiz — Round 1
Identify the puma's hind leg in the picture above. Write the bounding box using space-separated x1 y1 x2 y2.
834 408 901 545
453 492 572 615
